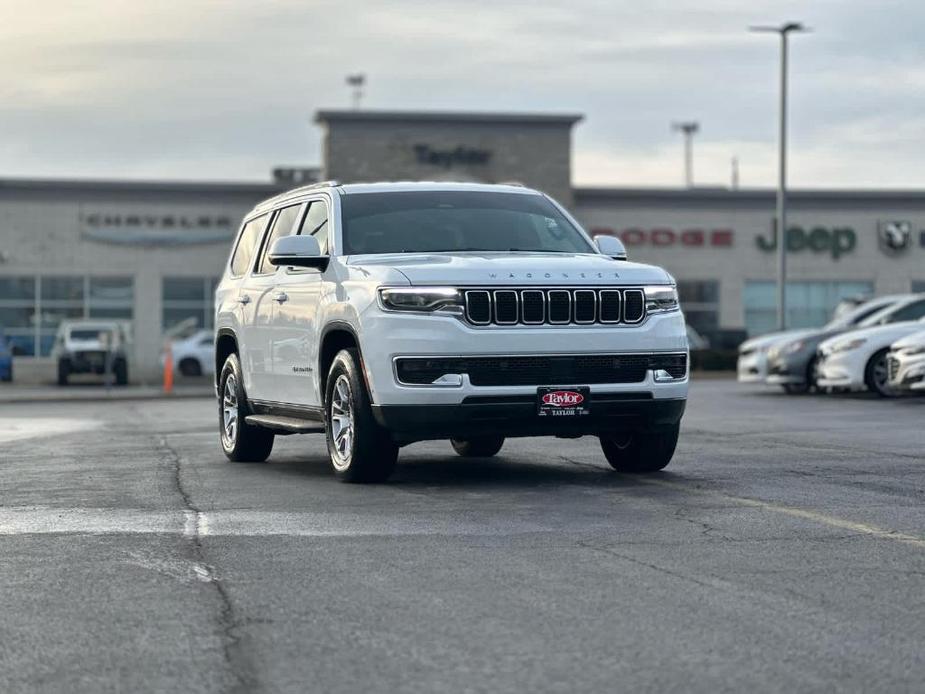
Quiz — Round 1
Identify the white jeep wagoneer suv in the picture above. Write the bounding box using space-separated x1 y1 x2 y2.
214 182 688 482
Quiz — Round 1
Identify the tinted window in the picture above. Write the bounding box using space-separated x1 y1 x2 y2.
298 201 329 254
886 300 925 323
230 215 268 276
257 205 303 274
340 191 592 255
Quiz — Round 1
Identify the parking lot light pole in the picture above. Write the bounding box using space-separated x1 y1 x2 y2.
750 22 809 331
671 121 699 188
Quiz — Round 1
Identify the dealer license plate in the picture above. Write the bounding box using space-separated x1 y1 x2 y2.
536 387 591 417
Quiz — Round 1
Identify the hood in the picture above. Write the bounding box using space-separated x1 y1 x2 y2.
891 328 925 350
346 252 671 286
739 328 816 353
820 320 925 352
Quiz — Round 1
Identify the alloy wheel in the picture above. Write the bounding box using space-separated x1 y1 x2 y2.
330 374 355 470
221 374 238 448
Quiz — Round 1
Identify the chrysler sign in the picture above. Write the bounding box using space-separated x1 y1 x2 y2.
80 211 235 246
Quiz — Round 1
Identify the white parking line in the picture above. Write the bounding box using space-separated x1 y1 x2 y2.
640 477 925 549
0 418 100 444
0 507 548 537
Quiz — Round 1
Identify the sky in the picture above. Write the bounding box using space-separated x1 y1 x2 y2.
1 0 923 189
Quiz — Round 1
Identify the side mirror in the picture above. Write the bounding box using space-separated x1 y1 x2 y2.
268 235 328 270
594 234 627 261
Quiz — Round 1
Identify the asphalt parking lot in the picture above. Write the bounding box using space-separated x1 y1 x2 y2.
1 379 924 693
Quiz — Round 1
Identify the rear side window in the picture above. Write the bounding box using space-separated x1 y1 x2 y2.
256 205 303 275
887 300 925 323
298 201 329 254
230 214 268 276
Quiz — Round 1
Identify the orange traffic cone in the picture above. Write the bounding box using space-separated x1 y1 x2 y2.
163 342 174 394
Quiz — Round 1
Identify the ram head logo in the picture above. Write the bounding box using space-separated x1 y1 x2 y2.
878 221 912 255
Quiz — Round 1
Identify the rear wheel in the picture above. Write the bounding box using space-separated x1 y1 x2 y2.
450 436 505 457
325 348 398 483
219 353 274 462
57 359 69 386
864 348 892 397
114 358 128 386
600 424 680 473
179 358 202 377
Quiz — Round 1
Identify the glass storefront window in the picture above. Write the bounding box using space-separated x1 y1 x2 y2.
912 281 925 293
162 277 219 333
744 281 875 336
0 275 134 357
676 280 720 334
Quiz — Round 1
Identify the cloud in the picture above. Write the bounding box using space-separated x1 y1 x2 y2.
0 0 924 188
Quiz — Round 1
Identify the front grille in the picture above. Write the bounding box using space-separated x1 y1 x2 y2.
888 355 900 381
462 288 646 326
395 353 687 386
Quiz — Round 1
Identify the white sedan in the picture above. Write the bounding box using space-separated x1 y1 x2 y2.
887 329 925 393
817 318 925 396
737 329 813 383
163 330 215 378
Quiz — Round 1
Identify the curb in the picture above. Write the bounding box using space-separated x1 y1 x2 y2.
0 389 214 405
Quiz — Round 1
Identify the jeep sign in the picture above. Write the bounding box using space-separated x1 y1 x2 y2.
756 225 857 260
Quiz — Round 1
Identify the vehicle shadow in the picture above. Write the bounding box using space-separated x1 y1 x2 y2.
264 446 685 492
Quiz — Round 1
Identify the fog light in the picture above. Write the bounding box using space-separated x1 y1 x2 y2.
653 369 679 383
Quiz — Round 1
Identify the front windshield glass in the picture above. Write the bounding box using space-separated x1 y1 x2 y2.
340 191 594 255
857 304 900 328
69 329 110 340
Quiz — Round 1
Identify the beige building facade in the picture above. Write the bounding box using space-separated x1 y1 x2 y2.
2 109 925 381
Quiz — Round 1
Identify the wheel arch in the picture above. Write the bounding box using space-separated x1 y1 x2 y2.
214 329 238 392
318 322 368 405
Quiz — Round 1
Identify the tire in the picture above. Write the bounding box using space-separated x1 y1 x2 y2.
600 423 680 473
114 358 128 386
864 348 892 397
179 358 202 377
218 353 274 462
450 436 505 457
57 359 69 386
324 348 397 483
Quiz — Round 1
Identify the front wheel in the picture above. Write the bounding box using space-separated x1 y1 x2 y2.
325 348 398 483
218 353 274 462
600 424 680 473
864 348 893 397
57 359 69 386
450 436 505 457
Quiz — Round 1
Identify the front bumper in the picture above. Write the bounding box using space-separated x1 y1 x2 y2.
373 395 686 443
815 350 866 390
737 351 768 383
358 310 689 407
888 352 925 391
765 351 814 385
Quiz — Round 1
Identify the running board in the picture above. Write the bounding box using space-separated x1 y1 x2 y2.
244 414 325 434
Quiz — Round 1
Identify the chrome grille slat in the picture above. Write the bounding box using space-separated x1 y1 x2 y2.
462 287 646 326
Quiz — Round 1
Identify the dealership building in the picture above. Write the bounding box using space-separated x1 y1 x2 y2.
2 108 925 381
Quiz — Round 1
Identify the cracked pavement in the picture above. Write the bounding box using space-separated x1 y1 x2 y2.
1 380 924 692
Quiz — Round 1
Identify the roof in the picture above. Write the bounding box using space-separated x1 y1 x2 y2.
338 181 538 195
314 109 584 126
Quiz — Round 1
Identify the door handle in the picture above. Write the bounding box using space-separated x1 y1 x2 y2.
274 292 289 304
237 295 251 305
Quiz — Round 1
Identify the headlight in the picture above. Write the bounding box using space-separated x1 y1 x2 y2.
832 337 867 353
901 345 925 355
378 287 463 314
784 340 805 354
643 285 680 314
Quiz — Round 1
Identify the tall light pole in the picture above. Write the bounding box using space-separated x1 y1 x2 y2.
346 73 366 109
671 121 699 188
750 21 809 331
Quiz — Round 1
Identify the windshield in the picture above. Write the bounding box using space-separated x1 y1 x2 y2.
69 328 112 340
340 191 594 255
826 298 894 329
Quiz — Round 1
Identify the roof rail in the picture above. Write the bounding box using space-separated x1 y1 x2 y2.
256 180 341 211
